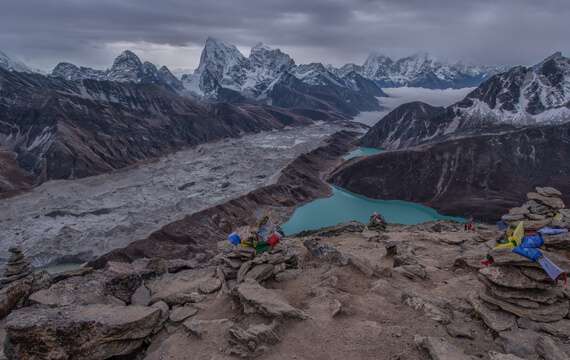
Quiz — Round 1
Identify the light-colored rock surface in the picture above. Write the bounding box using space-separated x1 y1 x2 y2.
237 280 307 319
5 304 162 359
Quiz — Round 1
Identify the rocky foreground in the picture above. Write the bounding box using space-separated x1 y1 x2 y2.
1 209 570 359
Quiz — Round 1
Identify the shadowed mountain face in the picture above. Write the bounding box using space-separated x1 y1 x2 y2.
0 67 341 192
331 124 570 220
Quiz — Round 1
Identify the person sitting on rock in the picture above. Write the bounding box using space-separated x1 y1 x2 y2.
368 212 387 231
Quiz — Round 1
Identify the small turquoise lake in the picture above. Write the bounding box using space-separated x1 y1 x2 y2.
343 147 384 160
281 186 464 236
281 147 464 235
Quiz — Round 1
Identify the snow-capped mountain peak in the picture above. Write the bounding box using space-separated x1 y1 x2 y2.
0 50 34 73
454 52 570 124
107 50 144 82
49 50 182 90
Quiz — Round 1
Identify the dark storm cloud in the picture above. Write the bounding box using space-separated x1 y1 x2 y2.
1 0 568 71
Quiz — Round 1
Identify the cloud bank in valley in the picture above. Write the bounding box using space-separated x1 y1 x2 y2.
353 87 475 126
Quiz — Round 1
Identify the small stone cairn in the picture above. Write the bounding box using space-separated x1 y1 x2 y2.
472 187 570 332
0 246 32 287
501 186 569 230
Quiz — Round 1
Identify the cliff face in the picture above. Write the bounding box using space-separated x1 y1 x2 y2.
331 124 570 220
88 130 359 268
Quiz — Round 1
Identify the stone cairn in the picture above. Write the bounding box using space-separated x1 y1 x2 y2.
501 186 569 230
471 187 570 333
215 244 299 291
0 246 32 287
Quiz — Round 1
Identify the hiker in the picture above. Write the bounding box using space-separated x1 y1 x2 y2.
464 217 475 231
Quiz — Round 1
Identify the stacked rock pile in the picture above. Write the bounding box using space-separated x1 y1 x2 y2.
476 250 568 326
0 246 32 287
502 187 569 230
215 245 299 290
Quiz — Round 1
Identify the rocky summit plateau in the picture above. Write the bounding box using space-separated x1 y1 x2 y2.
1 6 570 358
2 189 570 359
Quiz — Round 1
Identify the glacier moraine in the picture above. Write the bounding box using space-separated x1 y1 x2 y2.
0 122 359 266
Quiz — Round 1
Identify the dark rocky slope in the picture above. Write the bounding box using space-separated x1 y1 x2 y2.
331 124 570 220
89 130 359 268
0 68 342 192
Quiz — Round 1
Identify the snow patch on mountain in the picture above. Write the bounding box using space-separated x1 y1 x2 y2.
454 52 570 125
0 50 34 73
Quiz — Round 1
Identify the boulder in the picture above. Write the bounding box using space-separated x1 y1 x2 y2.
236 280 307 319
415 336 476 360
446 321 474 339
198 277 222 294
228 321 280 357
183 318 233 339
169 305 198 323
5 304 162 360
469 295 516 333
480 293 568 323
244 264 275 282
517 318 570 340
536 336 567 360
488 352 526 360
496 328 540 359
131 284 152 306
402 292 452 324
28 271 127 307
479 267 553 290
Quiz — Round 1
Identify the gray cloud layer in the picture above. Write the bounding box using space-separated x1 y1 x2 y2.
1 0 568 71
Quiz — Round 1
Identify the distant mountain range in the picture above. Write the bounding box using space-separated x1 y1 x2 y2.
0 39 509 117
333 52 570 220
360 52 570 149
0 65 345 194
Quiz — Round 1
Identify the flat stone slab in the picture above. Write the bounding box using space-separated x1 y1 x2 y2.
469 295 516 333
479 266 553 290
415 336 476 360
236 280 307 319
169 305 198 323
481 293 568 323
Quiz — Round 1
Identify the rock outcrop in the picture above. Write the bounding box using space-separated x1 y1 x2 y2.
5 304 162 359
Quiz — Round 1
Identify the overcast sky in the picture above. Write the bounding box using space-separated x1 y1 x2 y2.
1 0 568 72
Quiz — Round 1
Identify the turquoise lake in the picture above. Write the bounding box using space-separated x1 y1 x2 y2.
343 147 384 160
281 186 464 235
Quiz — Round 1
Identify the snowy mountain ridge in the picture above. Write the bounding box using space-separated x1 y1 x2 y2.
0 50 34 73
330 52 509 89
51 50 183 91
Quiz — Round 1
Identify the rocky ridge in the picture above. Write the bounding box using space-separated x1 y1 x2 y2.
2 208 569 359
0 65 344 194
51 50 184 91
332 125 570 220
